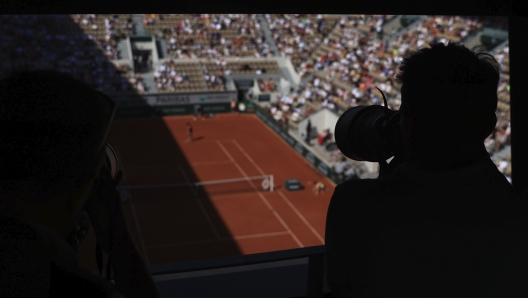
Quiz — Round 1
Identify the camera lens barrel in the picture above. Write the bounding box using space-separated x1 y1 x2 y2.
335 105 397 162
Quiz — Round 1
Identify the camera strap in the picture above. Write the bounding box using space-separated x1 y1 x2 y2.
95 170 123 281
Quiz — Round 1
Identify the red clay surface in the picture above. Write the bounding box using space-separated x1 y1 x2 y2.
79 113 335 271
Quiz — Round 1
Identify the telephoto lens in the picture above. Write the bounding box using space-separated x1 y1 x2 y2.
334 88 402 162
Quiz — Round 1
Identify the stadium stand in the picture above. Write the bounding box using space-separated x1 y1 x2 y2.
0 13 516 297
262 15 507 180
72 14 135 60
0 14 148 95
287 15 486 119
0 13 511 184
203 59 281 75
257 78 278 92
154 60 208 92
143 14 270 59
266 14 341 73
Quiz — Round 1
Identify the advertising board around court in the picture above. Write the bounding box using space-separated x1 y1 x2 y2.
253 104 343 185
237 101 256 113
112 92 236 118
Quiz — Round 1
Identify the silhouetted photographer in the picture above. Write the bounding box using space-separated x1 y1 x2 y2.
325 42 528 297
0 70 162 298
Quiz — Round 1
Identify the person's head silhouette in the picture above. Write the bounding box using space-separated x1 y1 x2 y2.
0 69 114 239
395 42 500 170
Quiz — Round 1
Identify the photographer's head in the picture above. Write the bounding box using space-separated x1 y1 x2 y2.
395 42 500 169
0 70 114 238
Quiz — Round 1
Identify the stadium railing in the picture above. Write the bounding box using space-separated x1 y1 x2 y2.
149 245 327 298
93 245 328 297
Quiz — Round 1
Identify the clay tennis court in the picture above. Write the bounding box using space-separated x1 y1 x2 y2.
79 113 334 271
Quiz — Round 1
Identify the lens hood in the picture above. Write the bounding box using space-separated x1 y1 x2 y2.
335 105 388 162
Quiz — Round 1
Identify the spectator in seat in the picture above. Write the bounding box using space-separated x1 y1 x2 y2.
343 165 360 180
240 63 251 71
0 70 162 298
332 156 348 182
325 42 528 297
182 73 190 84
318 129 331 145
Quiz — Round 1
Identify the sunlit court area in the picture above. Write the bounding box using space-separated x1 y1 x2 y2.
0 12 519 297
80 113 332 267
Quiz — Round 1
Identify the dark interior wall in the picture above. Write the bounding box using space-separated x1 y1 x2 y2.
509 17 528 191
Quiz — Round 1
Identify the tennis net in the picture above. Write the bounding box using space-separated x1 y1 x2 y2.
117 175 274 199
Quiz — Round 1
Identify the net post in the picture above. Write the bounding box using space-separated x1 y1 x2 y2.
270 175 274 192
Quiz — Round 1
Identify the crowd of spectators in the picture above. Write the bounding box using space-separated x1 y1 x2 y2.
204 73 225 91
294 73 388 115
257 78 277 92
293 15 389 76
484 44 511 178
267 71 400 133
0 15 146 95
126 72 148 93
266 94 310 128
289 15 398 111
264 15 507 181
72 14 135 60
389 16 483 53
154 60 199 92
283 15 486 119
133 53 153 73
0 14 511 176
144 14 272 59
200 61 227 91
266 14 338 72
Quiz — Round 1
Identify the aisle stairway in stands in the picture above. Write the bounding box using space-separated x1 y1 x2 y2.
132 14 147 35
462 31 483 49
141 72 157 94
300 72 316 86
117 39 130 60
492 145 511 162
257 14 281 57
156 38 168 59
380 15 403 43
386 15 428 46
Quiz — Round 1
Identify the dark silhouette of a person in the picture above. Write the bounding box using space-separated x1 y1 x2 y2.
325 42 528 297
0 70 162 298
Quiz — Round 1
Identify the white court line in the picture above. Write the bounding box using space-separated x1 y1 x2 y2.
225 231 290 240
217 140 304 248
278 191 325 244
114 146 128 183
178 165 221 240
251 114 336 187
147 231 290 249
233 139 325 245
231 139 267 176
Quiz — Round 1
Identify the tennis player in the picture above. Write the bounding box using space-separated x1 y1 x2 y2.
312 181 326 195
186 122 193 143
